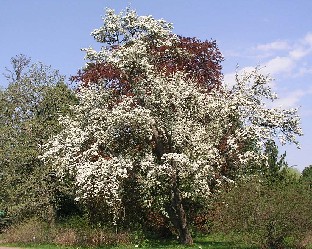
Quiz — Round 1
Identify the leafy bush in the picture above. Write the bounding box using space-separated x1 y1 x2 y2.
213 179 312 249
0 210 10 233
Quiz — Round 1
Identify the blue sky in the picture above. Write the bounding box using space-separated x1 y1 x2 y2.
1 1 311 171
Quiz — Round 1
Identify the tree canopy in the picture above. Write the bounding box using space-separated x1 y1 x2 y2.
41 8 302 245
0 55 77 223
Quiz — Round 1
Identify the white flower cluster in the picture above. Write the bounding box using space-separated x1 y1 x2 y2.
41 8 302 220
91 7 175 46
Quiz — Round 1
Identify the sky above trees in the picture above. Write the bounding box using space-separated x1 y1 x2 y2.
0 0 311 171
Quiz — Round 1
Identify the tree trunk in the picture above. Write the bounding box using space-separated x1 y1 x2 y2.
167 168 193 245
152 128 193 244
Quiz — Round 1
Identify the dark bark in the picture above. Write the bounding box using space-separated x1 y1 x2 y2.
167 165 193 245
152 126 165 162
152 128 193 244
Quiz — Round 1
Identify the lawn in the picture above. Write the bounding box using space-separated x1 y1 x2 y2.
0 235 256 249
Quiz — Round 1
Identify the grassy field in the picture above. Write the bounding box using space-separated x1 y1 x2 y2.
0 235 256 249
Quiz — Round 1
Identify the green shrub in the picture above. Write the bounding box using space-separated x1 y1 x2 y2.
213 179 312 249
0 210 10 233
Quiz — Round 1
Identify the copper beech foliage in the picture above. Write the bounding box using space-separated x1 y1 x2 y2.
71 36 243 181
71 36 225 180
71 36 224 93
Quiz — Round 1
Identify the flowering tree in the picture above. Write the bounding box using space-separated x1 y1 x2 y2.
42 8 302 244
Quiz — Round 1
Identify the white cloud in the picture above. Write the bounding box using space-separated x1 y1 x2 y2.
256 41 290 51
273 90 306 108
223 32 312 110
273 88 312 109
303 32 312 46
228 32 312 78
251 32 312 77
288 33 312 60
289 47 311 60
262 56 294 75
223 72 236 87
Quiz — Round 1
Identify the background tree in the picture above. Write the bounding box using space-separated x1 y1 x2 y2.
261 140 288 183
42 8 302 245
213 178 312 249
0 55 77 224
301 165 312 188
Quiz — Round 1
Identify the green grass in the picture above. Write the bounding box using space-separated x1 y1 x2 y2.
0 235 257 249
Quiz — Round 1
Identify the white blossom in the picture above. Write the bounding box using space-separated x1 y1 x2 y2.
41 8 302 221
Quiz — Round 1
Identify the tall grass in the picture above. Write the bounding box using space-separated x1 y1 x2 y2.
1 218 131 247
